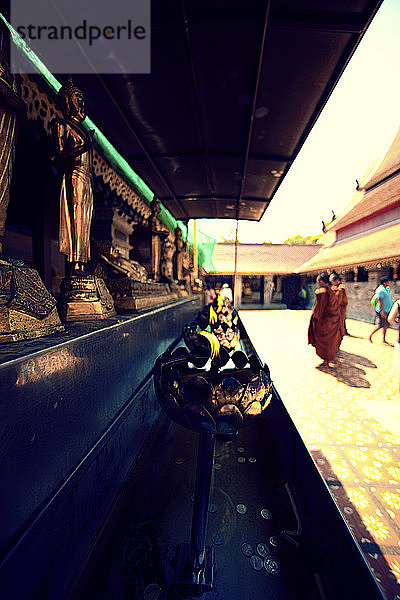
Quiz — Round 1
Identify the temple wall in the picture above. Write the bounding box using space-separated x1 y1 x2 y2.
0 297 200 599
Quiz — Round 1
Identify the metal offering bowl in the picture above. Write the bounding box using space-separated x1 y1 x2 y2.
154 347 272 435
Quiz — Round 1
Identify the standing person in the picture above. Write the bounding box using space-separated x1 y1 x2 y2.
220 282 233 304
205 284 216 304
369 276 393 345
298 285 307 309
388 298 400 393
329 273 348 349
308 272 341 367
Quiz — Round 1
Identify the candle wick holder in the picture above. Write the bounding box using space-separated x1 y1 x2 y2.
175 431 215 592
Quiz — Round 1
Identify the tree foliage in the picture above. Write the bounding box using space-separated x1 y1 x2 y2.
283 233 322 244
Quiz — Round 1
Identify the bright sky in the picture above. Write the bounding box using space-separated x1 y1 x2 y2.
196 0 400 244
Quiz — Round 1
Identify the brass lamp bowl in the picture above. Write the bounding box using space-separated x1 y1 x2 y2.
154 347 272 435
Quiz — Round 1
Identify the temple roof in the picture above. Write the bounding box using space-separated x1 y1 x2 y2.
296 222 400 273
326 180 400 233
209 242 321 274
326 129 400 232
361 124 400 190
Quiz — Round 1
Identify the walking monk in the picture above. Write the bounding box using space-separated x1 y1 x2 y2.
329 272 348 350
308 272 341 368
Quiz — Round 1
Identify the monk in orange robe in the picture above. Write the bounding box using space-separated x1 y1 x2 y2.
308 272 341 367
329 273 348 349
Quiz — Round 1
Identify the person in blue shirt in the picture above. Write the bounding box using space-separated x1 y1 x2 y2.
298 286 307 309
369 276 393 345
388 298 400 393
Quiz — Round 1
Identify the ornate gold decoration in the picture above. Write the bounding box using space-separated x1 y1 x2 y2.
0 258 55 316
0 259 64 342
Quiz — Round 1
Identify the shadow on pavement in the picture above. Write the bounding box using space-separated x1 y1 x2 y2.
316 349 377 388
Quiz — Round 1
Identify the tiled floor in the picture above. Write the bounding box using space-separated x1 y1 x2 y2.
240 309 400 600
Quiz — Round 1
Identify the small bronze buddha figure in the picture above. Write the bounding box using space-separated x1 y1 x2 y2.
52 77 115 321
174 226 185 282
148 197 168 281
160 235 175 282
51 76 95 274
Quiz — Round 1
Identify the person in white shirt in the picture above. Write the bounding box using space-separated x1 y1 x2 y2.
219 282 233 304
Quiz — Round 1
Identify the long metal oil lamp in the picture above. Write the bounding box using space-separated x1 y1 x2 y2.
154 299 272 595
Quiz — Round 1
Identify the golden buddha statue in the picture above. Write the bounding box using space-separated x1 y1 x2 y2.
0 58 64 340
95 241 148 282
174 226 185 282
51 77 95 273
52 77 115 321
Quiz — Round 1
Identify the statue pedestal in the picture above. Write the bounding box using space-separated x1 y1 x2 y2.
107 278 174 313
61 274 116 321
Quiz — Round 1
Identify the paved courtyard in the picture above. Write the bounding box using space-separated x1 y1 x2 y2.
240 309 400 600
